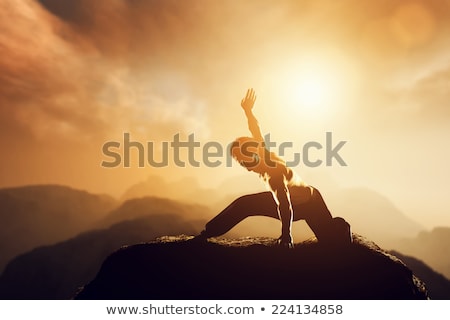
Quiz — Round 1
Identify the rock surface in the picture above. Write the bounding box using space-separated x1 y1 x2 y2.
0 214 200 299
76 235 428 300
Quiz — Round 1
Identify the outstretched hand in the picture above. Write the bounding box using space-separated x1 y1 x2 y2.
241 88 256 112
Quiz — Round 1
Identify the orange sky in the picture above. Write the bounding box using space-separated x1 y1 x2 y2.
1 0 450 228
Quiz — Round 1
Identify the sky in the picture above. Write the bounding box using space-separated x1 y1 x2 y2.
1 0 449 229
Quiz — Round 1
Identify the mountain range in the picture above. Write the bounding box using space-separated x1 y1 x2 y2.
0 185 116 273
0 183 448 299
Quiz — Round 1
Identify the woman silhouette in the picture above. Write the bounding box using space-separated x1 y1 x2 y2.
197 89 351 247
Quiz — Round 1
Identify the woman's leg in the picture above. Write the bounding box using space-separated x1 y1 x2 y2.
202 192 278 238
293 187 333 241
293 187 351 244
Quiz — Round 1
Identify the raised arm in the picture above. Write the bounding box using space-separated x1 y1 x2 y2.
241 88 263 141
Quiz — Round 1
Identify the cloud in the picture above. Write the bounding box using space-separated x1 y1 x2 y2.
2 0 450 143
0 0 214 145
0 1 83 138
402 66 450 119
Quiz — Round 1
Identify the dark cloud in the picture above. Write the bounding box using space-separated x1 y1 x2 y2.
0 0 87 139
37 0 218 61
0 0 215 144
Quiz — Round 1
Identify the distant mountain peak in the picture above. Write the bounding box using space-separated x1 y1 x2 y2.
0 184 117 273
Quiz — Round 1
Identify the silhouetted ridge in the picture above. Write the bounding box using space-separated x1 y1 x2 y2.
0 184 116 273
394 227 450 279
389 250 450 299
0 213 202 299
76 235 428 300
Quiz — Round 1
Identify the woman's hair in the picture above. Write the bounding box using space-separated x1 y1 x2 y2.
230 136 285 169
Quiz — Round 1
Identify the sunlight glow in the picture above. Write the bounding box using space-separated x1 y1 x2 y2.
267 52 357 119
294 71 332 108
284 61 342 115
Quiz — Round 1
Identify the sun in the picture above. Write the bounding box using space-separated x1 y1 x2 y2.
295 74 329 107
284 62 340 115
269 54 353 118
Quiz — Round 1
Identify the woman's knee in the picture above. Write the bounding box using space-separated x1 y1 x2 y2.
231 194 254 211
233 192 272 208
313 217 352 244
